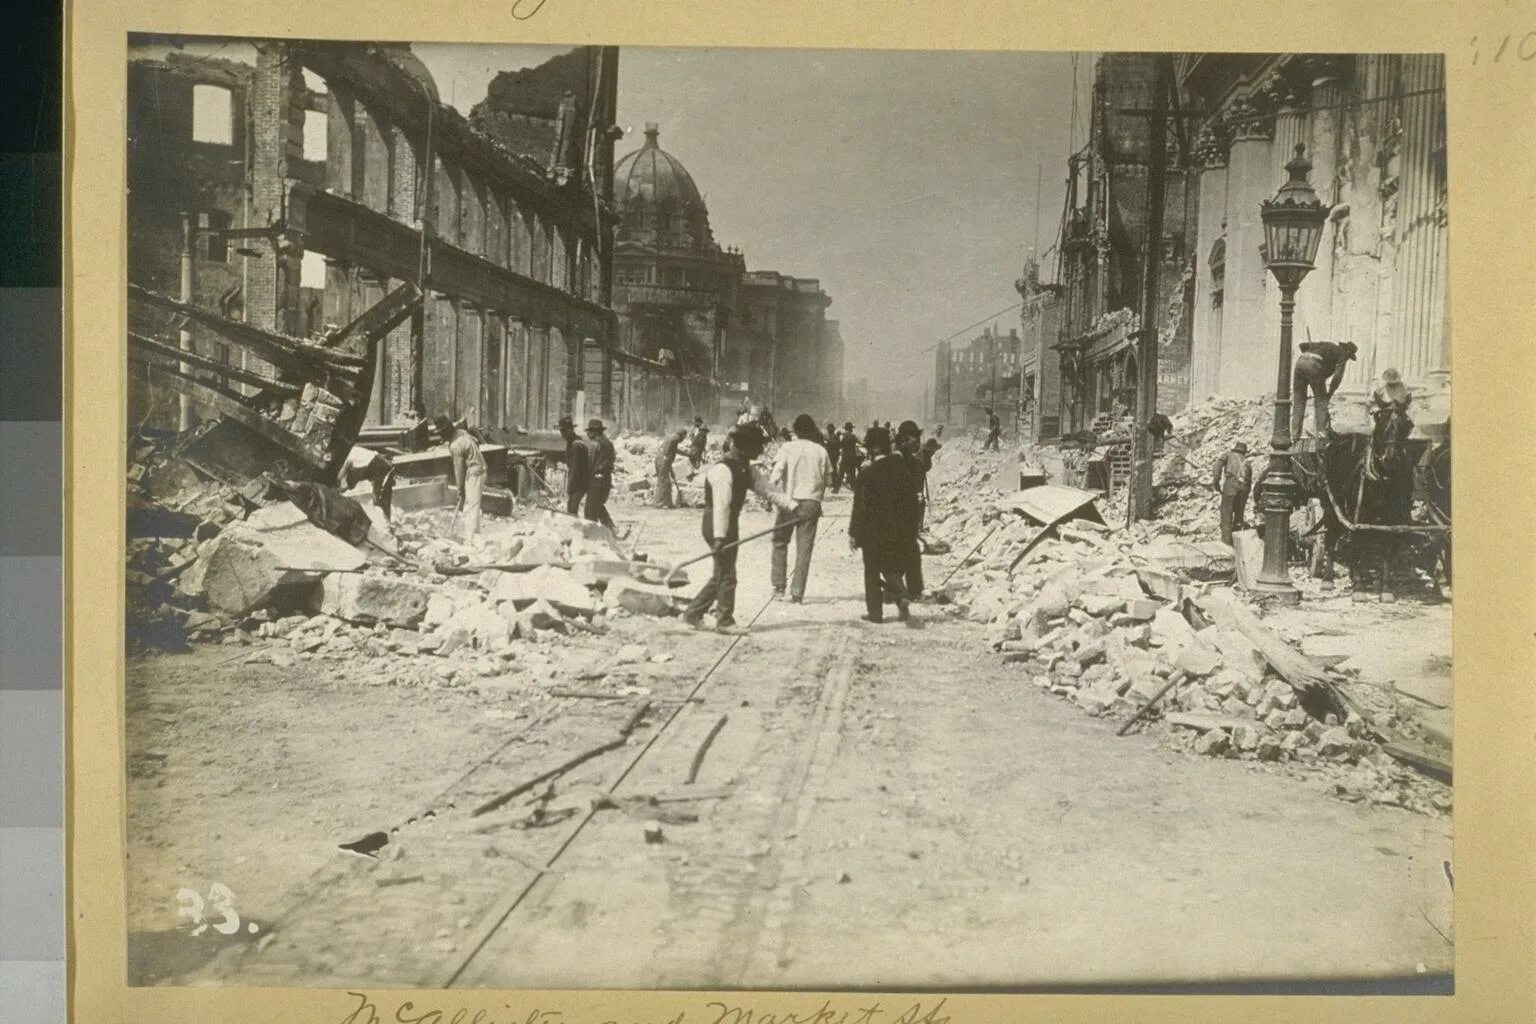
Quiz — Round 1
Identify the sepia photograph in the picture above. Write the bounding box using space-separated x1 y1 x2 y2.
118 37 1453 991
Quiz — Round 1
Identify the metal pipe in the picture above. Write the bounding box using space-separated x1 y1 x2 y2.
179 212 195 432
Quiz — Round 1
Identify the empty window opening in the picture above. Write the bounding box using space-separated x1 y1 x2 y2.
300 250 327 289
198 211 231 263
302 109 328 162
191 85 234 145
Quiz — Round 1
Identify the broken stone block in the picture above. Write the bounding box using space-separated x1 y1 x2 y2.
1174 641 1222 678
614 643 648 665
1194 731 1230 756
1031 582 1073 620
188 531 313 617
1149 609 1196 652
321 574 434 628
1205 627 1267 683
1283 707 1310 730
1075 637 1108 667
1077 591 1125 618
1122 598 1161 622
519 599 567 633
603 576 677 617
1231 725 1264 752
1257 736 1284 761
513 534 567 567
492 566 599 618
1001 650 1033 665
1220 695 1252 719
1263 709 1289 731
1280 731 1304 754
1316 727 1356 759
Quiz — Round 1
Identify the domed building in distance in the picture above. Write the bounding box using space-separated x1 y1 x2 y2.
610 123 745 428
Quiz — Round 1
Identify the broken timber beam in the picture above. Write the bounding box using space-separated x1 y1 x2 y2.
135 362 331 470
130 333 303 397
130 284 358 388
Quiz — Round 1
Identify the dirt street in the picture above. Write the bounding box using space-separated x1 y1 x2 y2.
125 488 1452 989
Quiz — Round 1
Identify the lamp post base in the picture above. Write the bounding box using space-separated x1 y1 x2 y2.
1251 574 1301 605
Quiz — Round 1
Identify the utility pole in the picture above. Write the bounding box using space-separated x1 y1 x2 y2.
1129 54 1172 526
944 343 952 427
179 212 195 432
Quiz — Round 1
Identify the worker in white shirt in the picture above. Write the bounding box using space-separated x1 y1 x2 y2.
683 426 794 634
435 415 486 541
769 413 833 603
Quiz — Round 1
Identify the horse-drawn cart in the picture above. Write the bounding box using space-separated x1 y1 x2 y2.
1289 408 1451 593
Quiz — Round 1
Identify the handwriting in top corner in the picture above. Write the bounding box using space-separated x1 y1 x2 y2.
512 0 553 21
1469 33 1536 63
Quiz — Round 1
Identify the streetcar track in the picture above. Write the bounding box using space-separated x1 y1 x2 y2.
440 511 840 987
209 509 843 985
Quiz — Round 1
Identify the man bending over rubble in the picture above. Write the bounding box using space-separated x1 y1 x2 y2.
436 415 486 541
338 444 397 522
654 427 688 509
684 426 795 635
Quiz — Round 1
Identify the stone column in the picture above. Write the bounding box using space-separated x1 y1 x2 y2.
1305 60 1352 386
1219 100 1274 398
1388 54 1448 391
1190 120 1231 403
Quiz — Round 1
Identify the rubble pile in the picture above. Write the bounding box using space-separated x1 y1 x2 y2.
1148 395 1273 533
609 432 714 508
917 440 1449 817
128 438 691 687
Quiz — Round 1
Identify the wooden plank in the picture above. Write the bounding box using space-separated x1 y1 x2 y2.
129 333 302 397
321 280 421 357
137 363 329 471
130 284 337 377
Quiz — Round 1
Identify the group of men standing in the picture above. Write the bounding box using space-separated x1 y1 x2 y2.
676 413 942 633
557 416 619 532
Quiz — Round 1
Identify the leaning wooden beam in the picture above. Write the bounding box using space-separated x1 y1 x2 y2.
320 281 421 356
135 362 330 471
129 333 302 397
130 284 360 383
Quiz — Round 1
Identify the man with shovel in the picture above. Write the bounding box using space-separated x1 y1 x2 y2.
683 426 796 635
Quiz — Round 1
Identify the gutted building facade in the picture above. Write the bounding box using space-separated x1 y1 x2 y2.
1181 53 1449 432
127 38 623 443
1053 53 1196 436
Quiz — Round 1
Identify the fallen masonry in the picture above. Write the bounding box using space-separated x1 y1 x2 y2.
921 433 1452 818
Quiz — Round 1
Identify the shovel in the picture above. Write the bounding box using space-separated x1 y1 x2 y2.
659 514 816 586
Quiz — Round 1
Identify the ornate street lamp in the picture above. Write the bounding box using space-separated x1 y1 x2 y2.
1256 144 1329 604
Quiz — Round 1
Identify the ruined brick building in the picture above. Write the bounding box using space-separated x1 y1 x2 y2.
932 326 1023 431
1052 53 1196 437
127 38 622 442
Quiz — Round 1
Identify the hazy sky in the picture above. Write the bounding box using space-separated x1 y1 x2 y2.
417 44 1091 411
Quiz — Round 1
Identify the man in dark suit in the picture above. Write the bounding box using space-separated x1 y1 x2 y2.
849 425 919 623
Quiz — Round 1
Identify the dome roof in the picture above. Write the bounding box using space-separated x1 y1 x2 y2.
615 124 706 211
614 124 716 251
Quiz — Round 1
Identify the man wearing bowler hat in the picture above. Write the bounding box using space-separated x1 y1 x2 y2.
583 417 617 532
